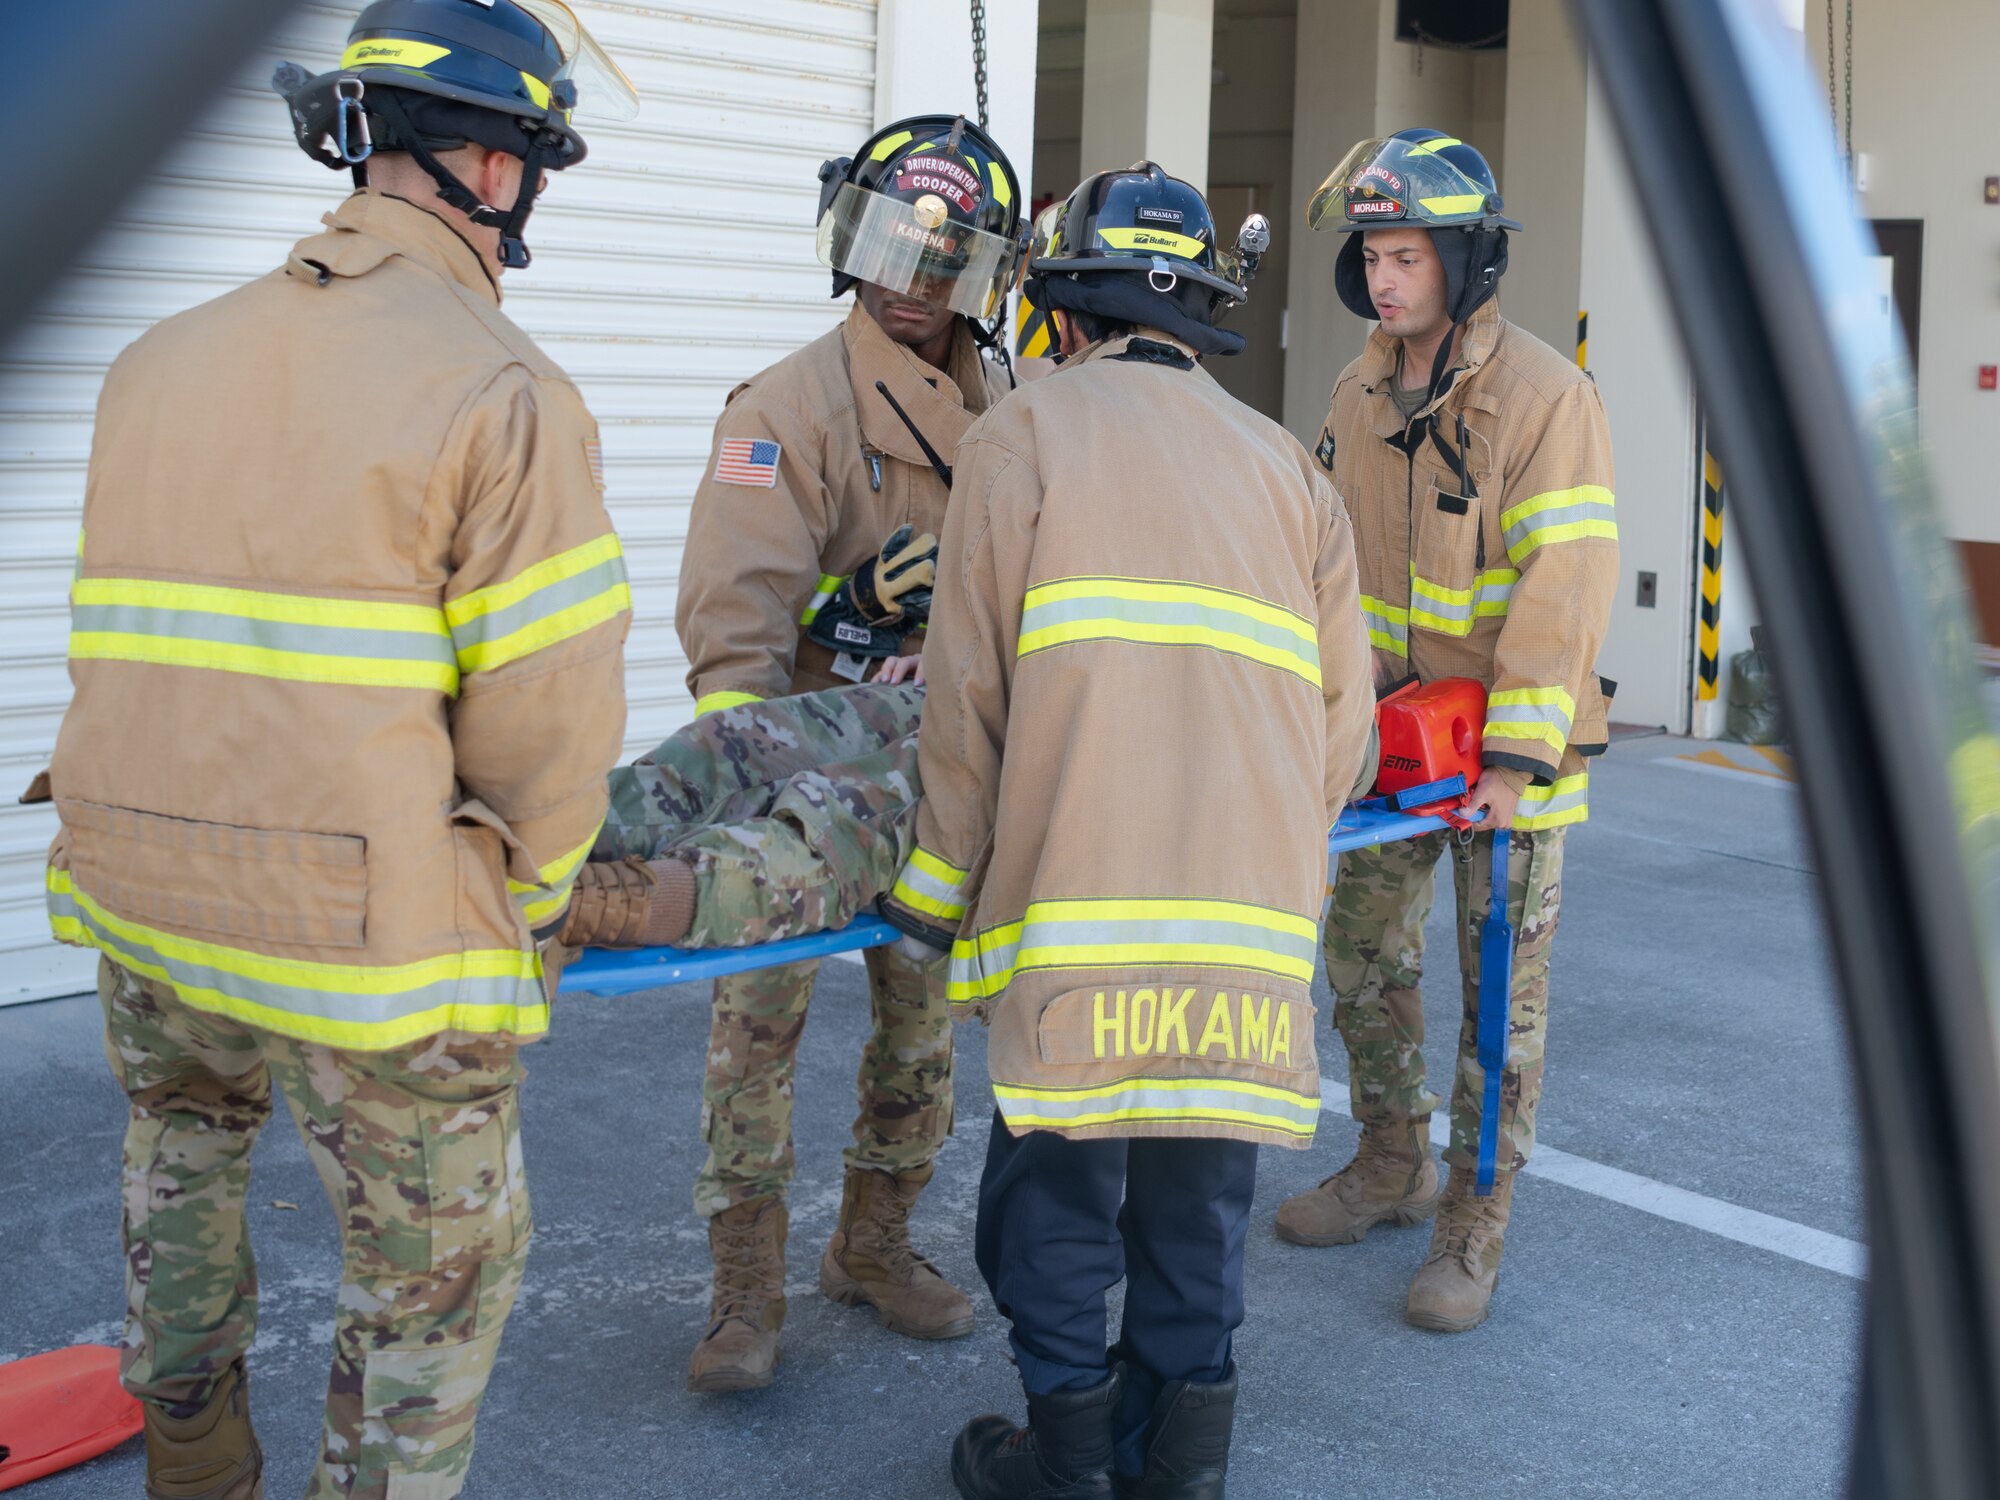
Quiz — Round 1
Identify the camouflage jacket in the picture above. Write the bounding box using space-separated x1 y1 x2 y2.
883 330 1375 1150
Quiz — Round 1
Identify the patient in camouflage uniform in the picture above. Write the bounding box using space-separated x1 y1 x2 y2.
557 681 926 954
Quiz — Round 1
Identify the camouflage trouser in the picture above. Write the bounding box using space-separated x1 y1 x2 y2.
99 956 528 1500
593 684 951 1217
1323 827 1566 1174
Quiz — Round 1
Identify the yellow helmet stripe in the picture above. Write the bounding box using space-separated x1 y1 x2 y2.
1096 226 1208 259
341 39 451 69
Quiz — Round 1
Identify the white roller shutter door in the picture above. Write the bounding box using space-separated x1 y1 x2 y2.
0 0 877 1004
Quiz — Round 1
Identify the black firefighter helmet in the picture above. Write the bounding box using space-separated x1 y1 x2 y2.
1307 128 1520 324
273 0 637 269
815 115 1027 320
1025 162 1257 358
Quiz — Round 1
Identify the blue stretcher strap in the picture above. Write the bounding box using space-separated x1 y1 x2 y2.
1475 832 1513 1196
560 805 1461 1000
558 915 900 997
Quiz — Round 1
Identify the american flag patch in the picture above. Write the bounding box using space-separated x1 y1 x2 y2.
582 435 605 491
716 438 781 488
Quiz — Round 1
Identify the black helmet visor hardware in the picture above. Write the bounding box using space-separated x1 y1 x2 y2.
816 114 1027 321
1307 133 1520 234
274 0 638 268
816 181 1024 319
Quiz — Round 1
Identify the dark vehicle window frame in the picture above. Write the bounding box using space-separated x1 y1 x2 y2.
1574 1 2000 1495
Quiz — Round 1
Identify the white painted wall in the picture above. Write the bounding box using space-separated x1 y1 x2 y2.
876 0 1038 205
1498 0 1587 360
1810 0 2000 545
1080 0 1216 191
1578 73 1698 731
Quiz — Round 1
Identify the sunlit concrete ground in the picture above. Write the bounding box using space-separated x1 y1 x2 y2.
1 731 1862 1498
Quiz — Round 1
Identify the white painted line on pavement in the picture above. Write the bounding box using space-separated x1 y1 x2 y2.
1319 1079 1866 1280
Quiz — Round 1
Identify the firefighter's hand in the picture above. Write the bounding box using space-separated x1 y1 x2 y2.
849 525 938 624
875 653 926 686
1468 768 1522 831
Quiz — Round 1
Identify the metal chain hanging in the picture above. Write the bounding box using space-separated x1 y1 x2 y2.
1822 0 1855 181
1843 0 1854 172
970 0 990 130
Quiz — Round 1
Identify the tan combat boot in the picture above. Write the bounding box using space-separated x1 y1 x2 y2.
819 1165 975 1340
687 1197 788 1392
1274 1117 1439 1247
558 855 697 948
1406 1169 1516 1332
143 1361 263 1500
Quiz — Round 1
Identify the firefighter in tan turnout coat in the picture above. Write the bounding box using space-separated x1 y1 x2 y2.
666 114 1026 1393
31 4 638 1497
1276 130 1620 1334
881 163 1374 1500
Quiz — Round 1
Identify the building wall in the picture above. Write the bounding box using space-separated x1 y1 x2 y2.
1206 9 1296 419
1805 0 2000 638
0 0 886 1002
1578 76 1699 731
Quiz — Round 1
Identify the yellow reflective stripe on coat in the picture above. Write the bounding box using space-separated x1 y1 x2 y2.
1513 771 1590 829
1406 568 1518 635
1359 594 1409 656
1483 685 1577 751
947 897 1319 1003
1019 577 1321 688
1500 485 1617 564
70 577 459 692
695 690 765 717
47 869 548 1050
798 573 845 626
890 846 972 923
446 533 631 675
993 1075 1319 1140
507 828 599 927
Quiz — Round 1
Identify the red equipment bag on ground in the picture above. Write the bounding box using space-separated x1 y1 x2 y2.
1373 677 1487 820
0 1345 142 1491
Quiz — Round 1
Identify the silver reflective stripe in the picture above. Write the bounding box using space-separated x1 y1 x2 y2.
1486 701 1574 736
50 880 542 1026
1360 600 1409 653
948 909 1319 999
1516 778 1590 826
1503 499 1613 553
993 1079 1320 1135
69 604 457 666
892 861 964 911
446 555 628 653
1021 594 1320 666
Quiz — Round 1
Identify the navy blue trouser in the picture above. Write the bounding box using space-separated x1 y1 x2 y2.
973 1110 1258 1475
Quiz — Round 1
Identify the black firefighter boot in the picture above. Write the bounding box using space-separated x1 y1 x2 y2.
1114 1365 1237 1500
951 1368 1122 1500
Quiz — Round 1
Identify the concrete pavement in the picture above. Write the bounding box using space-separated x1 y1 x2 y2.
0 732 1860 1497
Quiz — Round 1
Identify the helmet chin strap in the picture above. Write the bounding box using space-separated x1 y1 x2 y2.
365 88 554 270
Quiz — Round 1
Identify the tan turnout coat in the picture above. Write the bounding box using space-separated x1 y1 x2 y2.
676 303 1008 710
1317 299 1618 826
39 191 630 1051
882 331 1375 1149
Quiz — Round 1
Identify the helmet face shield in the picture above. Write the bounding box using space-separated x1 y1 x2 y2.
1307 134 1495 231
513 0 638 120
816 181 1022 318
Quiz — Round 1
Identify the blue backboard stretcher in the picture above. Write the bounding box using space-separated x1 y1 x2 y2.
558 801 1462 1000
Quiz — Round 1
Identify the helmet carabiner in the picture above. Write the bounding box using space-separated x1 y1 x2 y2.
333 78 371 165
